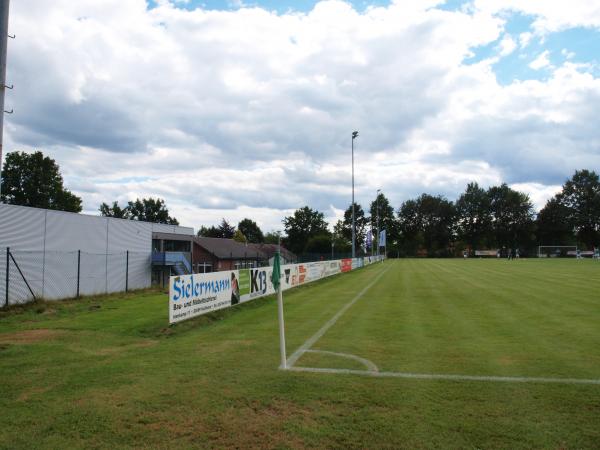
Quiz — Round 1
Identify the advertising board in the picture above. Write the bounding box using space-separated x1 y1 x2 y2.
169 255 385 324
169 271 238 323
341 258 353 273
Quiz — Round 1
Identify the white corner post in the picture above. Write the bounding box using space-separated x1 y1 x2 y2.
277 235 287 369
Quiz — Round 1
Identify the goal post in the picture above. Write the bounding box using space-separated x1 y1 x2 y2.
537 245 577 258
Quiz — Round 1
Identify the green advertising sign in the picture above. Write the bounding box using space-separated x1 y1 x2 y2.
238 269 250 297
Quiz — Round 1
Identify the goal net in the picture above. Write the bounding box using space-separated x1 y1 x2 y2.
537 245 577 258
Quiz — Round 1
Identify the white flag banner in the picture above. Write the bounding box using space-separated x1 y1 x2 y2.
379 229 386 247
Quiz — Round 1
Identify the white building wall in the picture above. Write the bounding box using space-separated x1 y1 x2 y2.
0 203 193 303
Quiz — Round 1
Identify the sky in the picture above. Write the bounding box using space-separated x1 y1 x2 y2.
3 0 600 233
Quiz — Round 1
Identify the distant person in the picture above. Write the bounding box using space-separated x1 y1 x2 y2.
463 250 468 259
231 272 240 305
576 249 582 259
496 249 501 258
515 248 520 259
594 247 599 260
507 248 512 260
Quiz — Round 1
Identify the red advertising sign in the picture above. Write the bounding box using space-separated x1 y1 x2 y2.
341 259 352 273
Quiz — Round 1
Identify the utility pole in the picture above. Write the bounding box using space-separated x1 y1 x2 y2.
351 131 358 258
0 0 10 196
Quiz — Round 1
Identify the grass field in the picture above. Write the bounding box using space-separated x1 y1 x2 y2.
0 259 599 449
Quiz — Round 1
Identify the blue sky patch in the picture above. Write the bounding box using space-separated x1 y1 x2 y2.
146 0 393 13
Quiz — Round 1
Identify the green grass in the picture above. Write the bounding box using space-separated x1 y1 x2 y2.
0 259 599 449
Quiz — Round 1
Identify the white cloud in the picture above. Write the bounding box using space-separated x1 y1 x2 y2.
518 31 533 48
561 48 575 59
529 50 551 70
2 0 600 232
473 0 600 33
497 34 517 56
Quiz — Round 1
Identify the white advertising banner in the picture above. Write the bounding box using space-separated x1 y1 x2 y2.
241 266 275 302
169 255 385 324
169 271 240 323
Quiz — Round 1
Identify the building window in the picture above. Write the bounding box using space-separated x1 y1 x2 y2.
164 240 191 252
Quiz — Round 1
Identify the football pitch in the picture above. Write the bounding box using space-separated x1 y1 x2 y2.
1 259 599 449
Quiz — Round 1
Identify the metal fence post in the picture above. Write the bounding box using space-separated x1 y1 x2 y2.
5 247 9 307
125 250 129 292
76 250 81 298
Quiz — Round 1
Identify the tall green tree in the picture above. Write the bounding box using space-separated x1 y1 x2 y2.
397 194 456 256
455 182 492 251
333 203 369 252
1 151 82 212
100 198 179 224
218 218 235 239
536 196 575 246
555 170 600 248
396 198 422 256
369 192 399 253
282 206 330 255
237 218 264 243
487 184 535 249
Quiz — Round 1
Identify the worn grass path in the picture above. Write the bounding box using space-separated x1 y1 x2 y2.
0 259 599 449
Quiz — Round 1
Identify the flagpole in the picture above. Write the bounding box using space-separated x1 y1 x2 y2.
276 234 287 369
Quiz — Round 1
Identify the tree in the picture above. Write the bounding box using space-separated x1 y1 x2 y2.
555 170 600 248
334 203 369 252
264 231 280 245
282 206 330 255
99 201 130 219
233 229 247 243
369 192 399 254
455 182 492 251
487 184 535 249
218 219 235 239
100 198 179 224
197 225 222 238
237 218 264 243
397 198 423 256
304 233 333 254
536 196 575 246
1 150 82 212
397 194 456 256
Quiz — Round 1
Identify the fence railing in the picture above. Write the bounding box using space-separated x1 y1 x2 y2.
1 247 151 307
152 251 192 273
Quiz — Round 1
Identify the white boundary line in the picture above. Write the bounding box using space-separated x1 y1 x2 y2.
287 366 600 385
285 265 390 368
283 262 600 386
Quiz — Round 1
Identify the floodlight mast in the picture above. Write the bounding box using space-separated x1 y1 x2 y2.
376 188 381 257
351 131 358 259
0 0 11 197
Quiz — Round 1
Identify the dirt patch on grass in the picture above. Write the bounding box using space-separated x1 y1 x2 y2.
0 329 65 344
204 399 314 449
130 399 314 449
17 386 51 402
94 340 158 356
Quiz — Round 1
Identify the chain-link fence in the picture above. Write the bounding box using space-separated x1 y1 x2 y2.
0 248 151 307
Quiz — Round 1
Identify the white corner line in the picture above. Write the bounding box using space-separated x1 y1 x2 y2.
285 366 600 385
304 349 379 373
286 266 390 368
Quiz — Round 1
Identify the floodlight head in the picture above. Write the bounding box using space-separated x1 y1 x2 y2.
352 131 359 139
